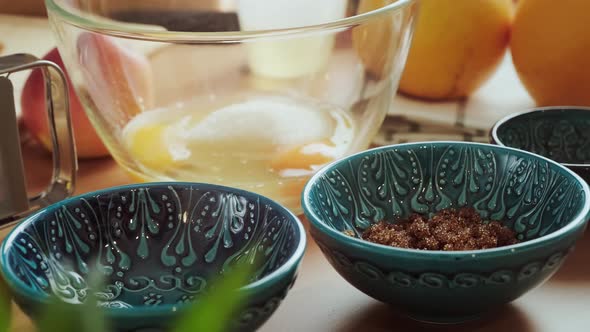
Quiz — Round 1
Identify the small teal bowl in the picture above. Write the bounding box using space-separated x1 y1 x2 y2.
491 107 590 183
302 142 590 323
0 182 306 331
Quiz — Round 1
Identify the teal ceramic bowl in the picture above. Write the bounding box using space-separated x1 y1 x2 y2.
302 142 590 323
491 107 590 183
0 183 306 331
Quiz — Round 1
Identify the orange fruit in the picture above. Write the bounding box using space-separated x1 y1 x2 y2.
399 0 513 100
511 0 590 106
352 0 400 79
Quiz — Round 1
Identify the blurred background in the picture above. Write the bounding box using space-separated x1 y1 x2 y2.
0 0 539 211
0 0 46 16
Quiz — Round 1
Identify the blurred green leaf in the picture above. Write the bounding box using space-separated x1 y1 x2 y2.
37 297 79 332
79 271 108 332
0 282 10 332
173 264 252 332
31 262 252 332
38 268 108 332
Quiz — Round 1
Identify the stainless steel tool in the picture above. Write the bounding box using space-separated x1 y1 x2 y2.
0 53 76 230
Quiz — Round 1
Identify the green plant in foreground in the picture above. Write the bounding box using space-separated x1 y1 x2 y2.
0 287 10 332
172 266 251 332
0 263 251 332
37 271 107 332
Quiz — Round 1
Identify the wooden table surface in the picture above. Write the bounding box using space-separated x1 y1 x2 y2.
2 13 590 332
7 127 590 332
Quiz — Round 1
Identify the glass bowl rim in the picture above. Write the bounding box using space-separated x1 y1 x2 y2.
45 0 416 43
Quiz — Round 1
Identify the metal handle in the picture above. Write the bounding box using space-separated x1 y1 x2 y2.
0 53 77 227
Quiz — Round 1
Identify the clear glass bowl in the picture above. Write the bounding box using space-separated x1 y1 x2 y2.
45 0 418 212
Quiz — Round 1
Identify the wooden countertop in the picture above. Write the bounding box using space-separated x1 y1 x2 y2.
8 130 590 332
3 13 589 332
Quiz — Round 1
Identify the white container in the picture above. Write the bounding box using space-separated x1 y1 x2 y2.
237 0 347 79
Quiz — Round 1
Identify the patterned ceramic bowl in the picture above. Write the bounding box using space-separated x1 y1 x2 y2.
0 183 306 331
491 107 590 183
302 142 590 323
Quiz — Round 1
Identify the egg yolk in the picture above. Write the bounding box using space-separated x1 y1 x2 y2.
127 124 174 170
270 140 335 172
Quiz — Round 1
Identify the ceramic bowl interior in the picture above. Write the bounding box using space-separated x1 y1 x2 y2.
306 142 587 241
302 142 590 322
492 107 590 167
0 183 305 330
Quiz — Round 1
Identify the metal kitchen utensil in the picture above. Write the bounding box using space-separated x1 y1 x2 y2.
0 53 76 229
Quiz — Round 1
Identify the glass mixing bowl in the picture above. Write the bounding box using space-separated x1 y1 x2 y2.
45 0 418 212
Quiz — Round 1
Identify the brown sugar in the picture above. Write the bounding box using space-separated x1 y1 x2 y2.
361 208 518 251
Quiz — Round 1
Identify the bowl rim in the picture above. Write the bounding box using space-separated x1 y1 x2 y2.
302 141 590 258
491 106 590 169
0 182 306 317
45 0 417 43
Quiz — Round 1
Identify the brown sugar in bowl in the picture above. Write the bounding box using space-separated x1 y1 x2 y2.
302 141 590 324
361 208 519 251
